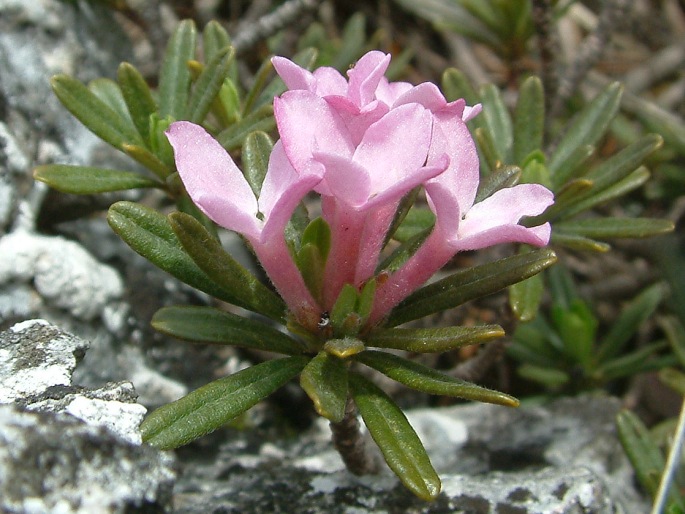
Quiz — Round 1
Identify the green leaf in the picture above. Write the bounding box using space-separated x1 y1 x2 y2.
388 248 557 326
509 270 544 322
598 282 668 362
349 373 441 501
216 103 275 150
330 284 361 336
550 231 611 252
660 316 685 368
121 144 172 180
88 78 133 127
296 217 331 304
549 82 623 187
658 368 685 396
384 186 421 245
475 165 521 203
330 12 367 70
513 76 544 164
151 306 305 355
158 19 197 120
554 217 674 240
441 68 480 107
186 46 235 124
142 356 308 449
545 144 595 190
480 83 513 163
391 206 434 243
355 350 519 406
557 167 652 220
366 325 504 353
51 74 143 150
616 409 664 497
107 201 238 304
202 20 232 63
168 211 286 320
242 131 273 197
242 58 276 116
117 62 157 144
517 363 569 388
597 341 670 380
33 164 159 194
300 351 348 422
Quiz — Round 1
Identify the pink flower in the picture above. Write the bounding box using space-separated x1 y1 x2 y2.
273 51 554 323
166 121 322 324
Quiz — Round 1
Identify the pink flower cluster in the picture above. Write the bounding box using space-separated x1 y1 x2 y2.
166 51 554 330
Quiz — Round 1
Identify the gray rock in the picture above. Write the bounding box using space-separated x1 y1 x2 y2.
0 319 176 513
0 404 175 514
173 395 648 514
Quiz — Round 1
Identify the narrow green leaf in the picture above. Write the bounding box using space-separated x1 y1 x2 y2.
152 306 304 355
168 211 286 320
186 46 235 124
475 126 502 170
598 282 668 362
384 187 421 246
34 165 159 194
475 165 521 203
659 368 685 396
121 144 172 180
551 231 611 252
202 20 231 63
517 363 569 388
549 82 623 187
349 373 441 501
513 76 544 163
554 217 674 240
330 12 366 70
88 78 133 126
355 350 519 406
242 131 273 197
598 341 669 380
557 167 651 220
510 271 544 322
366 325 504 353
158 19 197 119
242 58 276 116
391 206 435 243
51 74 143 150
107 201 238 304
330 284 360 335
441 68 480 107
142 356 308 449
660 316 685 368
216 103 275 150
117 62 157 144
616 409 665 496
480 83 513 163
388 248 557 326
545 144 595 190
300 351 348 422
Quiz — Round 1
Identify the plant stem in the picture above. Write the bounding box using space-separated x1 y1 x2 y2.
650 397 685 514
330 397 381 475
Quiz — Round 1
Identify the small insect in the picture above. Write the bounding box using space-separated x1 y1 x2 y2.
317 311 330 330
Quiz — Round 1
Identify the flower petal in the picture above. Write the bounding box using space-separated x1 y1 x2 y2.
426 112 480 225
274 91 354 177
346 51 390 108
313 152 371 209
451 184 554 250
166 121 261 239
259 141 323 241
352 103 433 194
271 56 316 91
392 82 448 111
375 77 413 106
312 66 348 96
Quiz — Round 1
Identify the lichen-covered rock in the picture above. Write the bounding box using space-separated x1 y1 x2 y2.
172 396 648 514
0 320 176 513
0 404 175 514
